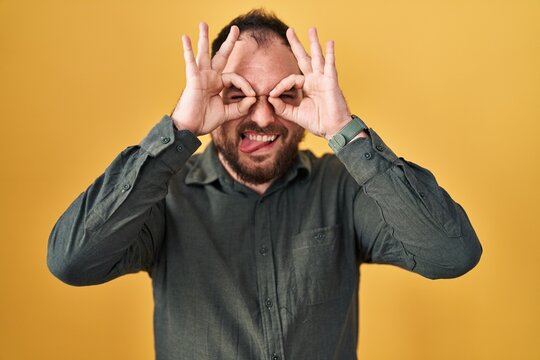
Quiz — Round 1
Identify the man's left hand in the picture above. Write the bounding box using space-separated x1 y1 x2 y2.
268 28 353 140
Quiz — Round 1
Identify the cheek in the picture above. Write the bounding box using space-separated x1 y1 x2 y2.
213 120 241 142
219 120 237 133
280 119 303 133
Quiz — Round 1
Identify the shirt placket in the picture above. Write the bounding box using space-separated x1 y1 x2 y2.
254 196 285 360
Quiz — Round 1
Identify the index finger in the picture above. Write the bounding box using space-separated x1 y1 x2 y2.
222 72 256 97
211 25 240 72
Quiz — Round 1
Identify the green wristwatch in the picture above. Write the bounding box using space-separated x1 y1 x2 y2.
328 115 367 153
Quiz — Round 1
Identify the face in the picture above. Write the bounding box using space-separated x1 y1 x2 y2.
211 34 305 185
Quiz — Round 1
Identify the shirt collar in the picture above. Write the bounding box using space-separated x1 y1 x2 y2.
185 142 312 187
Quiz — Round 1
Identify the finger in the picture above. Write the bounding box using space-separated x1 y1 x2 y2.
286 28 312 74
222 72 256 97
324 40 337 78
196 22 211 70
224 97 256 121
269 74 304 97
268 97 298 123
308 27 324 73
212 25 240 72
182 35 198 78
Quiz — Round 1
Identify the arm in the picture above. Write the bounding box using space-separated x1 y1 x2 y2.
269 27 482 279
48 23 256 286
339 130 481 279
47 117 201 286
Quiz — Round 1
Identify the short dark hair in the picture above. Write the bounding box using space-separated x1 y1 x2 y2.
211 9 290 57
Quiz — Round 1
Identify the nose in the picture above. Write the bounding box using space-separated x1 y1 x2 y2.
249 95 276 128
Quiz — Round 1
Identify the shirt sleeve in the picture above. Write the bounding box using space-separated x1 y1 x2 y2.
47 115 201 286
335 129 482 279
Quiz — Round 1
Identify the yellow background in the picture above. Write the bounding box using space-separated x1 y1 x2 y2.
1 0 538 359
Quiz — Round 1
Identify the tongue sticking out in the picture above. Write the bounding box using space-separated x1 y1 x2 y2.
239 137 272 153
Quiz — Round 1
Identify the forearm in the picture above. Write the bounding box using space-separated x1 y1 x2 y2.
338 128 482 279
47 116 201 285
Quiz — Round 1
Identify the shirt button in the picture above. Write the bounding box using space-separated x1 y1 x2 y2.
265 298 273 308
259 246 268 256
364 152 372 159
419 191 425 198
271 353 280 360
176 144 183 152
375 144 384 151
161 136 171 144
121 184 131 192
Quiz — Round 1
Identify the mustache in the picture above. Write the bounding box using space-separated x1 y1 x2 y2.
237 121 289 137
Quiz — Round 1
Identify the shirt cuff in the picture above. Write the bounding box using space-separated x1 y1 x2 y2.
335 128 399 185
139 115 202 172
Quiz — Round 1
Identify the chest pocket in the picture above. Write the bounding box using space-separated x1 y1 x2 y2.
291 224 349 305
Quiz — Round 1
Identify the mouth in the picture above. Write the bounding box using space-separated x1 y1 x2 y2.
239 131 281 154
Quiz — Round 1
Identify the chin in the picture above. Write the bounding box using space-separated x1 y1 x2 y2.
213 125 304 185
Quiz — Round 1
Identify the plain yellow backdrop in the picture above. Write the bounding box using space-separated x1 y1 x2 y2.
1 0 539 359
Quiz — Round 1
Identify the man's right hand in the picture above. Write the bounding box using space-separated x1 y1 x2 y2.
171 23 256 136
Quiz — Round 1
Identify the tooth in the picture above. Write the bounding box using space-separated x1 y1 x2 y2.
256 135 262 141
263 135 269 142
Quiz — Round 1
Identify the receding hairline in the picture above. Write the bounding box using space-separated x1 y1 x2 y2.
235 28 290 50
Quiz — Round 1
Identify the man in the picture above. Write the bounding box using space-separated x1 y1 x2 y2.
48 9 482 360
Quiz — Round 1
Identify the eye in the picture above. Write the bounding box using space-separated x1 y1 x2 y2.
226 93 246 103
279 92 299 104
280 94 294 99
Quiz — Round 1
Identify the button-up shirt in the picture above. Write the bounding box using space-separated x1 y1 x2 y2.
48 116 482 360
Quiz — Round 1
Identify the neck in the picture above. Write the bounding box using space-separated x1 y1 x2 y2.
217 152 273 195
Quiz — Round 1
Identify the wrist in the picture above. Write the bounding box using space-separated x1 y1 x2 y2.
324 113 352 140
328 115 368 153
170 113 199 135
173 121 198 134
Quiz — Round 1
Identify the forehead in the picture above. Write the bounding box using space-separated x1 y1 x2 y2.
222 36 300 94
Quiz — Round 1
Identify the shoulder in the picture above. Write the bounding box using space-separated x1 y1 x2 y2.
300 150 356 186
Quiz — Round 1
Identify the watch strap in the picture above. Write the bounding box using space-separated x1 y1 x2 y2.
328 115 367 153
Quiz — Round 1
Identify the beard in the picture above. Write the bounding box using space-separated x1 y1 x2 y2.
212 121 305 185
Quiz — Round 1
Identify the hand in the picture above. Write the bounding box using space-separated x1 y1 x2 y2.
268 28 352 140
171 23 256 136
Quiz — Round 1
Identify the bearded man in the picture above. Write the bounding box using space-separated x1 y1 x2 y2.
48 9 482 360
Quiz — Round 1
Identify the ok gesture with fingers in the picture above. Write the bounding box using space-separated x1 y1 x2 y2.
172 23 256 136
268 28 354 140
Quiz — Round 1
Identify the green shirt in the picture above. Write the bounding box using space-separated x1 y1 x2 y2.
48 115 482 360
